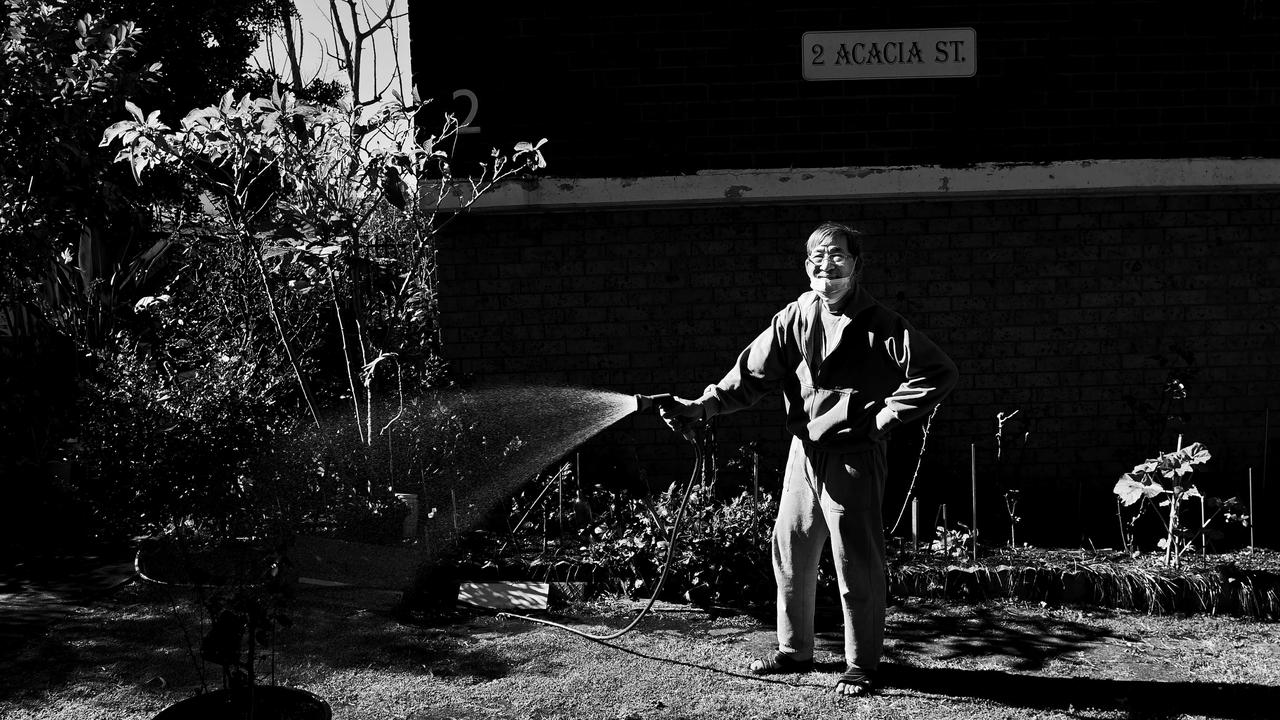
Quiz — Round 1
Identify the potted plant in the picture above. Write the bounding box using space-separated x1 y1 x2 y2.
138 532 331 720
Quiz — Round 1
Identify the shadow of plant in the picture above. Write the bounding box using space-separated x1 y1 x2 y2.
883 603 1118 671
0 593 201 707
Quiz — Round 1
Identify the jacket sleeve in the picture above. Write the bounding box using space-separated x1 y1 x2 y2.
871 319 959 437
694 308 794 418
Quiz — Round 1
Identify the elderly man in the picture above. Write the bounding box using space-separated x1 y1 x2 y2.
660 221 958 696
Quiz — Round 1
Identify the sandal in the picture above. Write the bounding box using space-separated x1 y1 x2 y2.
748 651 813 676
835 665 875 696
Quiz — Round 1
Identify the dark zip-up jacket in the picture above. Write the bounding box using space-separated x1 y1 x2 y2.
697 286 958 452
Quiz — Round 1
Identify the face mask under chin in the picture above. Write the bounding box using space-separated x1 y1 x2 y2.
810 275 852 303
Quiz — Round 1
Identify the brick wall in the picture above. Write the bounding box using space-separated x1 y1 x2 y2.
412 3 1280 177
437 192 1280 546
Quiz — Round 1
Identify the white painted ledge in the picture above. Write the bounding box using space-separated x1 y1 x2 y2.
459 158 1280 212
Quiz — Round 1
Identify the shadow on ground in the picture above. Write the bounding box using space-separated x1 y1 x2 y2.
884 602 1119 671
5 572 1278 720
880 665 1277 719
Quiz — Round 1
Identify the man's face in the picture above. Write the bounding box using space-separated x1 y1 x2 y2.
804 235 857 284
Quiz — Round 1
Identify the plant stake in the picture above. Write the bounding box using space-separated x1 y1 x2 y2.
1249 467 1255 553
752 443 760 500
941 504 949 557
1165 434 1183 567
970 443 978 563
911 497 919 552
1200 495 1207 556
450 487 459 541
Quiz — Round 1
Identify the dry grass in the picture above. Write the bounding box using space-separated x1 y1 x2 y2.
885 547 1280 620
3 577 1280 720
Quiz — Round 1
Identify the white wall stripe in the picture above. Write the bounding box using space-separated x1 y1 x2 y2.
455 158 1280 212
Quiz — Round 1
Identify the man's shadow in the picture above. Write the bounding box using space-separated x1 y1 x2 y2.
813 603 1278 718
875 664 1273 719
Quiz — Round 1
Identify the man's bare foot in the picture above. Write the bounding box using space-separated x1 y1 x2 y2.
748 651 813 675
835 665 874 696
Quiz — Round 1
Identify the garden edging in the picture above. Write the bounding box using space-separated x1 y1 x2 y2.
450 552 1280 621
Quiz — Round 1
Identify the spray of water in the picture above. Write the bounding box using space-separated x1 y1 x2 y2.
262 383 642 555
416 383 639 544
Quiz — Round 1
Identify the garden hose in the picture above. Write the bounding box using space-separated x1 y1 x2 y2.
496 433 704 642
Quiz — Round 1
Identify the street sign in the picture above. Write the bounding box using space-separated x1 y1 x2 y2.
802 28 976 80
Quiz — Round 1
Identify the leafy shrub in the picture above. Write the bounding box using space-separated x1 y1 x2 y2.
582 484 779 606
76 337 294 540
930 523 975 560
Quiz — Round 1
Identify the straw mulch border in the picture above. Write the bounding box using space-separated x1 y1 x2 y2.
888 559 1280 619
447 544 1280 620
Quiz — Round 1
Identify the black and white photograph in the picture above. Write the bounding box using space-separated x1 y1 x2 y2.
2 2 1279 718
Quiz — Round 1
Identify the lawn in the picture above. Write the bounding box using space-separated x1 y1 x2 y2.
2 574 1278 720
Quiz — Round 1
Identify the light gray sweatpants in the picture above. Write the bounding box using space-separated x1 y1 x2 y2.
773 436 887 670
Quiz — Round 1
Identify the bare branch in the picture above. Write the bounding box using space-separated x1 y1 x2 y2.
278 2 305 93
327 0 354 78
355 0 397 41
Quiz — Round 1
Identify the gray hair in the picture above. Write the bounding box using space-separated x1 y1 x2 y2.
804 222 863 256
804 222 863 281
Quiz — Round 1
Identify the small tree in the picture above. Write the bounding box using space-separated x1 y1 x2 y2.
99 2 549 529
101 87 547 423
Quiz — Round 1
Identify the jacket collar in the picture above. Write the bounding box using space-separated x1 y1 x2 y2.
801 284 877 320
798 285 878 380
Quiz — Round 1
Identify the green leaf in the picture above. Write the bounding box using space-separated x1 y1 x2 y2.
261 246 295 265
100 120 134 147
1113 475 1164 506
124 99 144 122
130 149 146 183
1183 442 1211 465
1132 459 1158 474
195 192 222 219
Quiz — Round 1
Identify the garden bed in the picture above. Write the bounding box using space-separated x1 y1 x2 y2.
887 547 1280 620
444 541 1280 621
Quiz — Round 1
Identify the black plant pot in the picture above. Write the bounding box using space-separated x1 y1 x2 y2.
153 687 330 720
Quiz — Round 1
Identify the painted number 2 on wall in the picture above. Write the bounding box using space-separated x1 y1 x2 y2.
802 28 976 81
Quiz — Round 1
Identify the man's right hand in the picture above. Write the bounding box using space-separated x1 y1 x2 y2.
657 396 703 436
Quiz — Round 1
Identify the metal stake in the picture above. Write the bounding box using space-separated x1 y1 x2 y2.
942 503 949 558
1200 496 1207 556
450 487 459 541
1249 467 1256 553
911 497 920 553
970 443 978 563
752 444 760 500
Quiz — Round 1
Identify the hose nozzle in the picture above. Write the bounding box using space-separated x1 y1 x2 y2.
635 393 700 441
634 393 675 415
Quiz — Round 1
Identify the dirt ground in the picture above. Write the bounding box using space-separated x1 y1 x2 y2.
2 570 1279 720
